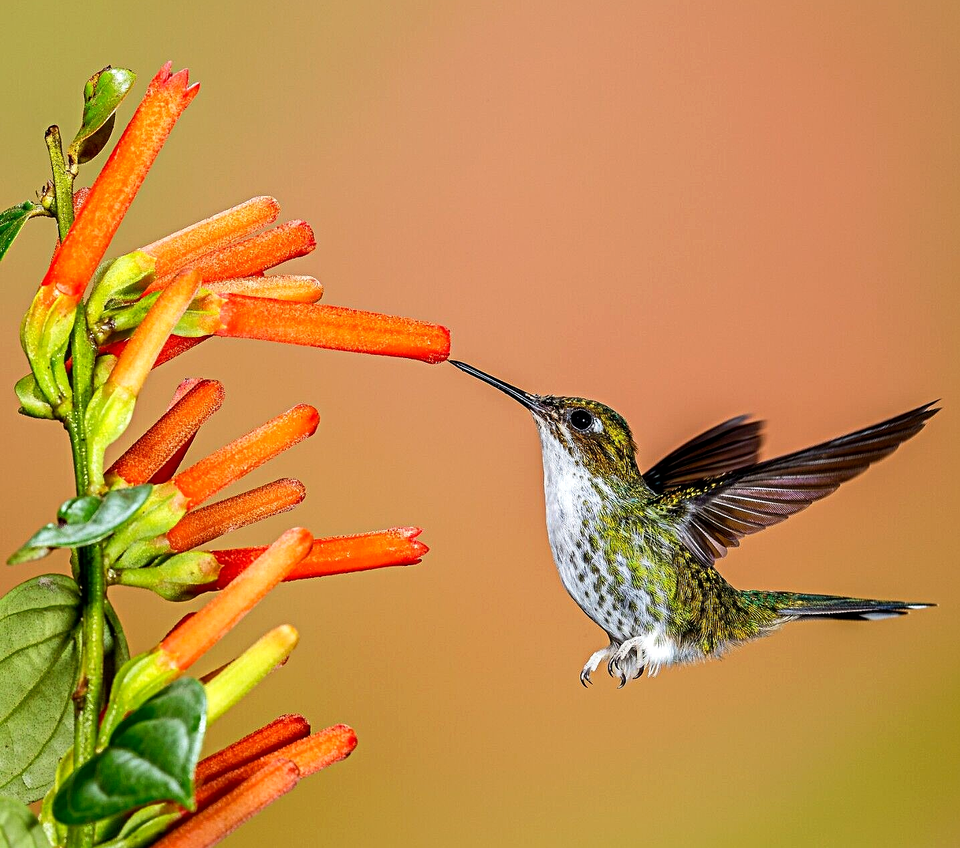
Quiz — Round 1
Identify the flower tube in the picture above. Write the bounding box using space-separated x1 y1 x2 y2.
214 526 427 587
41 63 198 301
195 715 310 786
203 624 300 723
102 404 319 568
173 404 319 509
141 196 281 278
203 275 323 303
87 269 203 485
107 378 225 487
154 758 300 848
158 527 312 672
167 478 306 552
216 296 451 363
191 724 357 813
148 220 315 292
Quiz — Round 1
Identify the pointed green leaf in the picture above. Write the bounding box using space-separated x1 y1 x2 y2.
8 486 152 564
69 67 136 165
0 203 44 264
53 678 206 824
0 797 53 848
0 577 80 803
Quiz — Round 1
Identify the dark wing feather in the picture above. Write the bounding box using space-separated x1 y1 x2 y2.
643 416 764 493
662 402 939 565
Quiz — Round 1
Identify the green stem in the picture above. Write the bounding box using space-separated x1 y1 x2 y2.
44 126 75 241
66 311 103 848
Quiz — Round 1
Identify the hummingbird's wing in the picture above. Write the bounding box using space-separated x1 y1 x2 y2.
643 416 764 493
659 401 939 566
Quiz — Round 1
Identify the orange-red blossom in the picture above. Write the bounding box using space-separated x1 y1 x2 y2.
154 721 356 848
107 378 225 486
172 404 319 510
214 526 428 587
126 196 450 365
135 533 359 848
41 63 198 303
105 379 429 584
166 478 306 553
108 393 318 508
159 527 312 672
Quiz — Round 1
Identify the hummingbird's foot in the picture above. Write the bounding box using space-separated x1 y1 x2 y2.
608 638 646 688
580 644 617 687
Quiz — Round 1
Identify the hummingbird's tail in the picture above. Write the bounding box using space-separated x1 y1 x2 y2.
745 591 934 621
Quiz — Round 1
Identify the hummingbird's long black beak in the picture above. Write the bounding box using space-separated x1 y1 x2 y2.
450 360 541 411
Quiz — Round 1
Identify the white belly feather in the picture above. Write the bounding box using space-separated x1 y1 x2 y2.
536 424 674 663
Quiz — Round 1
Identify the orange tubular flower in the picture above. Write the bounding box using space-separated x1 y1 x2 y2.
214 526 428 588
155 758 300 848
216 296 451 363
203 275 323 303
107 269 203 397
172 404 319 510
192 724 357 813
152 379 224 484
167 478 306 552
41 63 198 301
141 196 281 279
107 378 225 486
277 723 358 777
195 714 311 786
159 527 312 671
148 220 316 293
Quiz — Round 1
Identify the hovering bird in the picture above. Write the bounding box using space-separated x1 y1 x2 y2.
452 360 936 686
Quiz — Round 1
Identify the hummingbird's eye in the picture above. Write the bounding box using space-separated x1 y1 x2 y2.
568 409 595 432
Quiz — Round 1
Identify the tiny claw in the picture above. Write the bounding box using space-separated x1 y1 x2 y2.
581 645 614 688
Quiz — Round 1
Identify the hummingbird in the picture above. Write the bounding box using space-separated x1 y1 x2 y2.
451 360 937 686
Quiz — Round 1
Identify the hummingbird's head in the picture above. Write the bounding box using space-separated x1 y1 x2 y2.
451 361 642 485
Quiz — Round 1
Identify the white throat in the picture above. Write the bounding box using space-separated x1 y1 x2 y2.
535 423 608 568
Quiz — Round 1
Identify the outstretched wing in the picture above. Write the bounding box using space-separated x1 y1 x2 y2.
644 416 764 493
658 402 939 566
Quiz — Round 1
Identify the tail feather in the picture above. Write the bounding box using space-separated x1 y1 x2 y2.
750 591 934 621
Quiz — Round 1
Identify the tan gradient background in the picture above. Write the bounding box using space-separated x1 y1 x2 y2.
1 3 958 845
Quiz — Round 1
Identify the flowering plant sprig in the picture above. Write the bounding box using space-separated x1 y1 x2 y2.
0 63 448 848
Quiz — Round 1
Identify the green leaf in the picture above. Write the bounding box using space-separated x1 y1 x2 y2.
69 67 136 165
53 678 206 825
0 576 80 803
0 797 53 848
8 486 152 565
58 496 101 525
0 203 44 264
14 375 55 421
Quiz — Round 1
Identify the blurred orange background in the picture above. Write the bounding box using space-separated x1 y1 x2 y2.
1 2 958 845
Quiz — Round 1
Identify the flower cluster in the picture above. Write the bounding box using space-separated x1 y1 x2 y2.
1 61 448 848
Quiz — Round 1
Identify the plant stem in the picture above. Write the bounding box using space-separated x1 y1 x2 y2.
44 126 75 241
66 309 103 848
